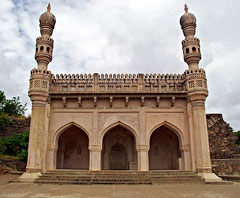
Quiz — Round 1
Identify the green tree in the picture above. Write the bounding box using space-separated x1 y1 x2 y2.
0 90 27 116
235 131 240 146
2 96 27 116
0 91 6 111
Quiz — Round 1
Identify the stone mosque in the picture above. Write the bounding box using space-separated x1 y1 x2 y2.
19 4 222 183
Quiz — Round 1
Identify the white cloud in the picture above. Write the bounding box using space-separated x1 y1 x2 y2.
0 0 239 130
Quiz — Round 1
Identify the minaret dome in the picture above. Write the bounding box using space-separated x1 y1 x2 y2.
180 4 196 37
39 3 56 37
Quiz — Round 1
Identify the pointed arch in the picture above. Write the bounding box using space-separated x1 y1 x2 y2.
53 122 90 151
147 121 184 148
100 121 139 145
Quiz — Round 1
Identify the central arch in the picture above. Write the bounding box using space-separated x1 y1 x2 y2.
101 125 138 170
56 125 89 169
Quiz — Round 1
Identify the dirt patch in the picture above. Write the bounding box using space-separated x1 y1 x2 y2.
0 174 19 185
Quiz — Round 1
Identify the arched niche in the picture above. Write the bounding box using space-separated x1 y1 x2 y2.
56 125 89 170
101 125 138 170
149 125 181 170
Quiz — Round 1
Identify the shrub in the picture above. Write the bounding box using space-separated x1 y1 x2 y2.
0 139 7 155
0 131 29 161
0 113 13 130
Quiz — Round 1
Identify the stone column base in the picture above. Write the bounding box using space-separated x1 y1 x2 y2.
16 172 41 183
198 172 222 183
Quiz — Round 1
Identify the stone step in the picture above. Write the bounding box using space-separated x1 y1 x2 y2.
34 170 204 185
45 170 196 175
35 179 152 185
39 174 199 179
149 170 197 175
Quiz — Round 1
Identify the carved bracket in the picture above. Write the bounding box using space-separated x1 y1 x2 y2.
109 96 113 108
125 96 129 107
62 96 66 107
78 96 81 107
94 96 97 107
180 144 191 152
141 96 144 107
171 96 175 107
156 96 160 107
136 144 150 152
89 144 102 152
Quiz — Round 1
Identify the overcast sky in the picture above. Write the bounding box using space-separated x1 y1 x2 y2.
0 0 239 131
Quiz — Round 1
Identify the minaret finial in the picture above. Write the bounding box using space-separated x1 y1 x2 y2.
47 3 51 12
184 4 188 13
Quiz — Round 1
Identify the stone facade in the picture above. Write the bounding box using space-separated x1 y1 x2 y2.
20 4 222 182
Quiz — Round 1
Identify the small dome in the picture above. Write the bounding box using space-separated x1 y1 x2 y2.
39 3 56 30
180 4 196 28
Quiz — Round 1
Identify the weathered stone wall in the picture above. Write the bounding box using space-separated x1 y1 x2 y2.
0 117 30 138
207 114 240 175
0 158 26 174
207 114 240 159
211 159 240 175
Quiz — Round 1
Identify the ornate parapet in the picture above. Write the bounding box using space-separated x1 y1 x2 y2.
49 73 187 94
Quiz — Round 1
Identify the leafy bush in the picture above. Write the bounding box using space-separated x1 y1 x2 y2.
0 113 13 130
0 139 7 155
0 131 29 161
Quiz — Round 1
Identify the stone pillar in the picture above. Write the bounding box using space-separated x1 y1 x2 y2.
138 73 144 91
93 73 99 92
189 93 222 182
26 104 46 172
189 94 212 173
89 145 102 171
137 109 148 171
137 145 149 171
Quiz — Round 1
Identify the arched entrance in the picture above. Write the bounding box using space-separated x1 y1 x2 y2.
149 126 181 170
56 125 89 169
101 125 137 170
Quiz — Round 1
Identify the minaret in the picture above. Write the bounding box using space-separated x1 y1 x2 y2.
180 4 201 70
180 5 221 182
35 3 56 71
25 3 56 175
